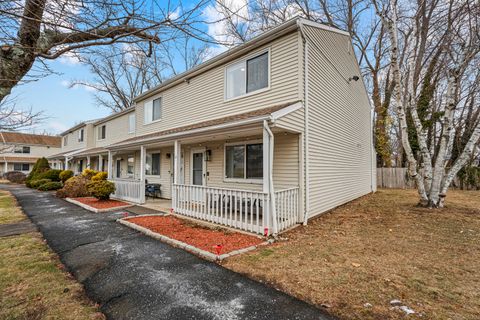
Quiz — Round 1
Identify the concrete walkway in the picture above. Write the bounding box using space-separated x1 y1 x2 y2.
1 184 334 320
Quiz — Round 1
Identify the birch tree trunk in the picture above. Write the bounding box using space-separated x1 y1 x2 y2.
380 4 429 204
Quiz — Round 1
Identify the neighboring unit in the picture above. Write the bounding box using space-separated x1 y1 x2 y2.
1 132 62 174
50 18 376 236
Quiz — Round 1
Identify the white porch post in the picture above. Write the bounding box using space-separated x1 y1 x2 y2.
173 140 181 210
4 160 8 174
107 151 113 179
86 156 91 169
98 154 103 171
64 157 69 170
139 145 146 204
263 121 277 235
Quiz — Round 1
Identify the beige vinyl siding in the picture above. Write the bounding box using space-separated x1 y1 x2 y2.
94 111 135 147
273 107 304 132
61 124 97 152
1 144 61 158
304 25 374 218
135 31 302 136
182 133 299 193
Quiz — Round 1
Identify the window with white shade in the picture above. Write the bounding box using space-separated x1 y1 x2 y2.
145 152 160 176
225 52 269 99
128 114 136 133
98 125 106 140
225 142 263 180
127 155 134 175
78 128 84 142
144 98 162 124
63 136 68 146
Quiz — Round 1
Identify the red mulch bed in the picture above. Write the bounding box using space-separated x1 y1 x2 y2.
72 197 130 209
127 216 265 255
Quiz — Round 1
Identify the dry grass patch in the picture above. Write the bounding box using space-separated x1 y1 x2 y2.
0 190 25 225
0 191 103 319
224 189 480 320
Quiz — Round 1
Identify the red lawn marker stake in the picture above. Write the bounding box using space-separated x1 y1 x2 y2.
170 208 174 214
123 212 129 218
264 227 269 237
215 244 223 255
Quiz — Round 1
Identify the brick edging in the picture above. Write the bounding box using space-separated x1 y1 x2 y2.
65 198 133 213
117 218 273 262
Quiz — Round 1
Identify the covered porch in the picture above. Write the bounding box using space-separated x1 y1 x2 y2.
107 103 304 235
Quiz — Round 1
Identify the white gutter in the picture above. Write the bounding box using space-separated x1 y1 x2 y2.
263 120 278 235
297 20 310 225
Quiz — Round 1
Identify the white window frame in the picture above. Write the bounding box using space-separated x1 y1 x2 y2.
224 49 271 102
128 113 136 134
14 146 30 154
127 154 135 177
78 128 84 142
13 163 30 171
145 151 161 177
223 139 263 184
97 125 106 140
143 97 162 125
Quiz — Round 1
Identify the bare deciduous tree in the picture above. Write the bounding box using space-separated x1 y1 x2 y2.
71 36 210 112
0 0 210 103
375 0 480 207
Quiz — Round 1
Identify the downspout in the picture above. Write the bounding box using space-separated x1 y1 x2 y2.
263 120 278 235
298 20 310 225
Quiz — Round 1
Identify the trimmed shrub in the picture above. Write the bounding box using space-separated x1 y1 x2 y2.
87 180 115 200
30 179 52 189
56 175 90 198
81 169 98 180
37 181 63 191
3 171 27 183
37 169 62 182
59 170 74 183
92 171 108 181
26 157 50 184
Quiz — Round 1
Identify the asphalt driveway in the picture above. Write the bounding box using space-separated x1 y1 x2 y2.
2 184 334 320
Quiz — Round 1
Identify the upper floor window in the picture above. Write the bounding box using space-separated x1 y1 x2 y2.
225 142 263 180
63 136 68 146
226 52 269 100
14 146 30 154
144 98 162 124
128 114 136 133
78 128 84 142
98 125 106 140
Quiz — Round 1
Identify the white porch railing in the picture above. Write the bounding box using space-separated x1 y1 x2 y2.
173 184 300 235
111 179 144 203
173 184 270 235
275 187 300 231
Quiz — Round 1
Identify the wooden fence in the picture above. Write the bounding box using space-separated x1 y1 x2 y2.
377 168 461 189
377 168 415 189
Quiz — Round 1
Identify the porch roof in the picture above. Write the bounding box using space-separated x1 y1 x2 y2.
108 101 302 149
2 156 39 163
47 148 82 159
70 147 109 157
